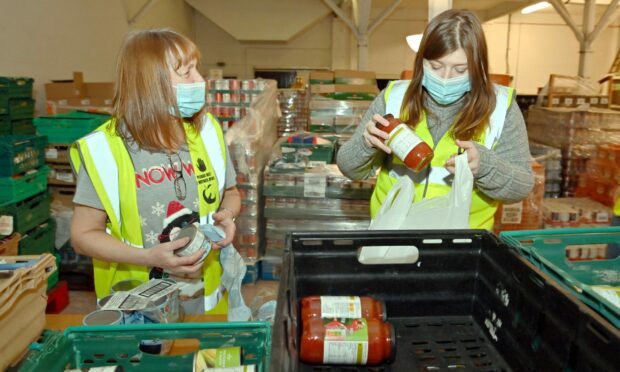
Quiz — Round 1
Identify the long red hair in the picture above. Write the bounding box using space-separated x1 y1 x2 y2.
402 9 495 141
112 29 204 151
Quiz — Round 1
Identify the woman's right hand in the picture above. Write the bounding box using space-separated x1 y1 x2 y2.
362 114 392 154
148 237 204 275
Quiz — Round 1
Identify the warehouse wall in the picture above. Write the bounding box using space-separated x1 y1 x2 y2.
0 0 193 115
192 3 619 95
193 12 332 79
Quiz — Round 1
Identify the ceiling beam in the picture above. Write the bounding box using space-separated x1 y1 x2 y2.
587 0 620 43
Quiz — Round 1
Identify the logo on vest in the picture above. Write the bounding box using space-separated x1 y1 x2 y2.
202 184 217 204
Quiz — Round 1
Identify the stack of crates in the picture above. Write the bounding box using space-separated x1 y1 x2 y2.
0 77 57 290
34 111 109 292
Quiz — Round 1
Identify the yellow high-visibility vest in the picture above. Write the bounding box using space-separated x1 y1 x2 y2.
70 113 229 314
370 80 514 230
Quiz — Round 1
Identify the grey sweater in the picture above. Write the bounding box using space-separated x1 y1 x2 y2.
336 90 534 204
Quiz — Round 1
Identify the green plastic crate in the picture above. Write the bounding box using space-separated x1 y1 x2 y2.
34 111 110 143
0 166 49 204
20 322 271 371
47 253 61 290
0 76 34 98
18 218 56 255
500 227 620 328
11 119 36 135
0 115 9 135
0 191 51 238
8 98 35 119
0 135 48 177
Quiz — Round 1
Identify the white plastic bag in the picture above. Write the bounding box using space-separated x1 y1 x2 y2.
402 153 473 229
359 154 473 264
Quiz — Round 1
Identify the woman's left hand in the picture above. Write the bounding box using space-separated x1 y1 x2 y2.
444 140 480 176
211 209 236 249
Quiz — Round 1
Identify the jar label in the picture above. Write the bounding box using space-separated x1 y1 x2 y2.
320 296 362 318
500 201 523 224
322 318 369 364
385 123 424 163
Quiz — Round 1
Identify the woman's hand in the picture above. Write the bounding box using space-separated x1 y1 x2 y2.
444 139 481 176
211 209 236 249
362 114 392 154
149 237 204 275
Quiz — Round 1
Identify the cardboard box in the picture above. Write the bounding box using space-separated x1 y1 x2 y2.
308 70 334 85
310 84 378 101
45 72 114 115
333 69 376 85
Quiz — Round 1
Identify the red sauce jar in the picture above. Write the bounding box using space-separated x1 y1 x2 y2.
376 114 434 172
300 296 387 321
299 317 395 365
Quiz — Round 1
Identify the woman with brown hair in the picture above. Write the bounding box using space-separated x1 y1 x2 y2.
70 29 241 315
337 9 533 230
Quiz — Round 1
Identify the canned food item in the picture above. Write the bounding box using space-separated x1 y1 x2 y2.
83 309 124 326
222 93 231 103
172 225 210 263
215 92 223 103
229 79 240 91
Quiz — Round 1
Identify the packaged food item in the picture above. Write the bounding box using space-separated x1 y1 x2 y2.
299 317 395 365
376 114 433 172
194 346 241 370
172 225 210 263
300 296 386 321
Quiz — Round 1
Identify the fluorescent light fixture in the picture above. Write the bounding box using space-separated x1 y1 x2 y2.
406 34 423 53
521 1 551 14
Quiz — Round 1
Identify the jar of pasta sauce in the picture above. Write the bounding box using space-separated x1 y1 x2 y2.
300 296 386 321
299 317 395 365
376 114 434 172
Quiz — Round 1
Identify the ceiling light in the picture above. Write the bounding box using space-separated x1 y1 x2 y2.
521 2 551 14
406 34 423 53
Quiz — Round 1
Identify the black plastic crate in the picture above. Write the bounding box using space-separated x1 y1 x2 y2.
271 230 620 371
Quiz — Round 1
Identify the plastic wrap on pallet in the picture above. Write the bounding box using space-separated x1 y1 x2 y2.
265 218 370 256
527 107 620 148
278 89 308 136
542 197 612 229
575 143 620 206
225 81 278 261
264 161 375 200
308 96 370 135
494 161 545 233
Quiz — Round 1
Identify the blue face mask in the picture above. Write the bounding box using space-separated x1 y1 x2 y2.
421 65 471 105
173 82 206 117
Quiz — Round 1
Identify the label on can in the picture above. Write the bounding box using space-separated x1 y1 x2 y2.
500 202 523 224
323 318 368 364
320 296 362 318
385 124 423 163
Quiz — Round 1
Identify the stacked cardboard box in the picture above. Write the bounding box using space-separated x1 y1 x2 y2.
494 161 545 233
44 72 113 115
527 107 620 197
575 143 620 206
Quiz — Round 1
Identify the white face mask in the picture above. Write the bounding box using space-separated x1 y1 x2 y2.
173 82 206 117
421 65 471 105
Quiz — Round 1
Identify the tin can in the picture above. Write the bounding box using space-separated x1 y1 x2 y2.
173 225 210 263
222 93 231 103
83 309 124 326
229 79 240 90
215 92 223 103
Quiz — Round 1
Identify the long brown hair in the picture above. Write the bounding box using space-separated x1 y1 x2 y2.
112 29 204 151
402 9 495 141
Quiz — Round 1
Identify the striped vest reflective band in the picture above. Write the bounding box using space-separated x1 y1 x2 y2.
70 113 229 314
370 80 514 230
